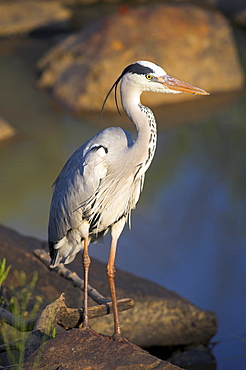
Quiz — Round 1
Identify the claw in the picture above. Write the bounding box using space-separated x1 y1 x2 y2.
80 326 103 338
107 334 145 352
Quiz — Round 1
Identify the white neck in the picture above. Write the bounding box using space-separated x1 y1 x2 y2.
120 78 157 169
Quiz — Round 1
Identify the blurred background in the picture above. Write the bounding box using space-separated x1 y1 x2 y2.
0 1 245 369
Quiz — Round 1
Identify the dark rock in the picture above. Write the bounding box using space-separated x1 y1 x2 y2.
22 328 184 370
216 0 246 15
37 3 244 112
168 344 216 369
0 224 217 348
0 224 83 310
0 1 72 37
233 8 246 27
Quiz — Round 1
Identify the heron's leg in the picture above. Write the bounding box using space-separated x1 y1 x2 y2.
107 218 126 339
82 234 90 329
107 237 121 337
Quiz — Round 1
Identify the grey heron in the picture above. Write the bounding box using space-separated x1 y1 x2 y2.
48 60 209 340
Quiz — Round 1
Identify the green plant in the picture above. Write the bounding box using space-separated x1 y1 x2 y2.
0 258 11 308
8 270 42 322
0 263 43 369
0 258 11 287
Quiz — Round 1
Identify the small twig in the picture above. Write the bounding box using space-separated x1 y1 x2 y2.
63 297 134 326
0 307 35 332
0 295 134 332
33 293 133 333
34 249 107 304
0 338 27 353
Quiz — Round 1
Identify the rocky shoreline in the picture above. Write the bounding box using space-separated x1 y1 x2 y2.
0 224 217 368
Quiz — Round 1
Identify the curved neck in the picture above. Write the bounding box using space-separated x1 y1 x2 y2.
120 79 157 168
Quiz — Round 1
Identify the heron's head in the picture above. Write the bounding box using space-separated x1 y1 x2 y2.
100 60 209 118
120 61 209 95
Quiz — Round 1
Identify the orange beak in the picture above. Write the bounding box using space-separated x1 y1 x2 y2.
157 75 209 95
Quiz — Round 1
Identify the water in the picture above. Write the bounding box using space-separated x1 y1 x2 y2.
0 36 245 369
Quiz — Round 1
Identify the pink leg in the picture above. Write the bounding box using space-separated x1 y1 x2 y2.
82 235 90 329
107 218 126 339
107 237 122 338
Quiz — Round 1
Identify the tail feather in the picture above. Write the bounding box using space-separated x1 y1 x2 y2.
49 239 81 267
49 242 61 267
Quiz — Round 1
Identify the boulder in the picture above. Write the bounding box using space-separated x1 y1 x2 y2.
233 8 246 26
0 0 72 37
213 0 246 26
22 329 184 370
0 224 217 349
37 3 244 112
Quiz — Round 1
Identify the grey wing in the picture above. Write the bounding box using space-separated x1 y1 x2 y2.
48 141 108 244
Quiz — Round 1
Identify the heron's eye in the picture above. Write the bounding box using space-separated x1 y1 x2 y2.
145 74 153 80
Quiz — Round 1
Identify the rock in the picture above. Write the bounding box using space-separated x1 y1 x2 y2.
90 263 217 347
212 0 246 27
168 344 216 369
23 328 184 370
215 0 246 16
0 115 16 142
37 3 244 112
0 0 72 37
0 224 83 310
233 8 246 27
0 224 217 350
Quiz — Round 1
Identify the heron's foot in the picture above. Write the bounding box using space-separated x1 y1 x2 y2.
80 325 102 338
115 336 144 351
103 333 145 352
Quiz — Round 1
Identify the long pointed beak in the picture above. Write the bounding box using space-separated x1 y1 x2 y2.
157 75 210 95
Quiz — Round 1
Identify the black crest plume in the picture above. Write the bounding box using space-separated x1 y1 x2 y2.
100 73 122 121
100 62 154 121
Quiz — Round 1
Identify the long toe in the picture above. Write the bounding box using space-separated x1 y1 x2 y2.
81 326 102 338
111 334 145 351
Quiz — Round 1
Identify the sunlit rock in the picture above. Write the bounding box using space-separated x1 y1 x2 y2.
23 329 185 370
37 3 244 112
0 115 16 142
0 1 72 37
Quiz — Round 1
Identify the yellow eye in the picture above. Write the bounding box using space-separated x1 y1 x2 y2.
145 74 153 80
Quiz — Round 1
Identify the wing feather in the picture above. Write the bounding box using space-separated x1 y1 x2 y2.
48 127 133 243
48 142 108 243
